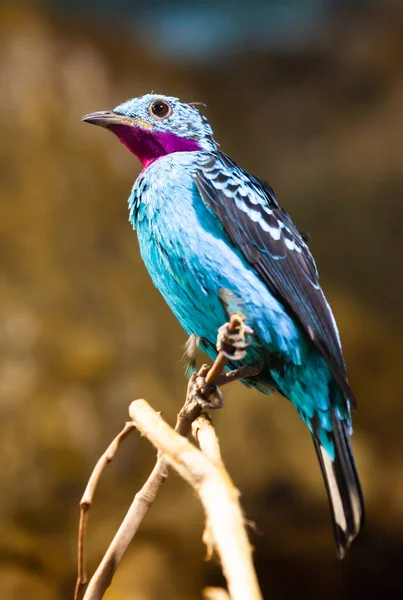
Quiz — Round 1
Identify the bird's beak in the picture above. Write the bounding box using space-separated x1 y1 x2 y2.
81 111 153 130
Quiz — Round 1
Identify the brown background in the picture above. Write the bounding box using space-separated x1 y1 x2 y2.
0 2 403 598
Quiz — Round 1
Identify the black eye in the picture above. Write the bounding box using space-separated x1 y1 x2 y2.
149 100 171 119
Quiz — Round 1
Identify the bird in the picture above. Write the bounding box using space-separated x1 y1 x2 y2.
83 93 364 558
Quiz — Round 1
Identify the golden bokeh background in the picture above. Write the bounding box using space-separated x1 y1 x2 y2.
1 2 403 598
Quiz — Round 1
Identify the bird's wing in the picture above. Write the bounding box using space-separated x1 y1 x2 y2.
193 152 355 406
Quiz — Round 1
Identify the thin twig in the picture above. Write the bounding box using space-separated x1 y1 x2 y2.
205 313 244 386
129 400 263 600
82 455 169 600
216 363 263 387
74 422 136 600
81 378 204 600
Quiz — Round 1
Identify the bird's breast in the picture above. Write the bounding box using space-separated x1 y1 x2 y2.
129 153 304 363
132 157 229 337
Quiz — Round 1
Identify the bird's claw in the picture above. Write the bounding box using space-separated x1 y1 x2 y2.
187 365 224 409
216 320 254 361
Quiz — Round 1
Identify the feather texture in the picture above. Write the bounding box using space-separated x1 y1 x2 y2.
194 152 356 408
312 412 364 558
84 92 364 557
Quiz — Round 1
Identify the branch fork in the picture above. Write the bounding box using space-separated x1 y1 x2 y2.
74 313 263 600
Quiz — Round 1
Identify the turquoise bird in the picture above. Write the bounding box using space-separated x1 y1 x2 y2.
83 93 364 558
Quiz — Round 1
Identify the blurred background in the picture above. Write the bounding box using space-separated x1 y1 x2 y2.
1 0 403 598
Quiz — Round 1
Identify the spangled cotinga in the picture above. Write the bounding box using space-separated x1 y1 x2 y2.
83 93 364 558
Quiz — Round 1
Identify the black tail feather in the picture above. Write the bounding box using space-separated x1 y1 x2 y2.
312 413 364 559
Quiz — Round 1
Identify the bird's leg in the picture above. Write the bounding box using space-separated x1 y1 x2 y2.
187 364 224 409
216 317 254 361
186 314 254 409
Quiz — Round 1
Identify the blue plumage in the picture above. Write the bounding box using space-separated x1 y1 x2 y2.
131 152 336 448
83 93 364 557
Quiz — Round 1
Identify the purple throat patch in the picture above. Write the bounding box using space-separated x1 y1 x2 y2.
109 124 201 168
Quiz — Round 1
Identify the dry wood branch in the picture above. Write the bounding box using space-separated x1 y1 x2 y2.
202 587 231 600
192 413 223 467
216 363 263 387
74 422 136 600
78 311 257 600
129 400 263 600
205 312 244 387
82 456 169 600
80 372 208 600
81 390 203 600
192 413 225 561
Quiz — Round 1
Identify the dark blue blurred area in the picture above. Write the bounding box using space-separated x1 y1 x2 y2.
40 0 392 62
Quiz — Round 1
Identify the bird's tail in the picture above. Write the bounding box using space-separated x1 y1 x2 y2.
312 412 364 559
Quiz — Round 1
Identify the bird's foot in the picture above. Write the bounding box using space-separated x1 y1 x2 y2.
217 317 254 361
187 364 224 409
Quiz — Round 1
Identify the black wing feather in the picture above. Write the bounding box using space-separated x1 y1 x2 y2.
194 152 355 407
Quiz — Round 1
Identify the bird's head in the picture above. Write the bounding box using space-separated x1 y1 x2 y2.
82 93 216 168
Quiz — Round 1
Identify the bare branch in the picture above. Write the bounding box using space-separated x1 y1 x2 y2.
216 364 263 387
81 377 205 600
202 587 231 600
129 400 263 600
192 413 223 467
192 413 225 561
205 312 244 387
74 422 136 600
82 454 169 600
78 311 259 600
